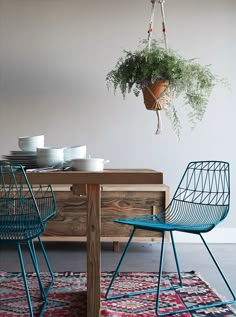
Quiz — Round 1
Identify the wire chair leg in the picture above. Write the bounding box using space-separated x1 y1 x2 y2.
199 233 236 302
17 243 34 317
27 241 48 317
28 241 46 299
37 236 54 295
155 231 183 316
105 229 180 304
155 233 236 316
170 231 183 288
155 231 166 315
28 237 54 297
105 227 136 299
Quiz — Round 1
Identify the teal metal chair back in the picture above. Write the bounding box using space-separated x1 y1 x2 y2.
0 162 45 241
105 160 235 316
0 162 55 316
31 184 56 222
165 161 230 231
0 161 56 223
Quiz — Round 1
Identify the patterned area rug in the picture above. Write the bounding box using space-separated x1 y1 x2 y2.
0 271 235 316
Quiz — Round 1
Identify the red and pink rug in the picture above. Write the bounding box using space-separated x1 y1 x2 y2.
0 271 235 316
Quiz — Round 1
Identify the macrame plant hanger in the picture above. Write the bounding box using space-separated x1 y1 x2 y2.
147 0 169 134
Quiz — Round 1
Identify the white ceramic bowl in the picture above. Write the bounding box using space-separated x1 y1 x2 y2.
18 135 44 152
36 147 64 154
71 158 109 171
36 147 64 167
64 145 87 162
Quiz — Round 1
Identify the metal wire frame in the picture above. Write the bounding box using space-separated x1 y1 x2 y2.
30 184 56 222
105 161 236 316
0 162 55 316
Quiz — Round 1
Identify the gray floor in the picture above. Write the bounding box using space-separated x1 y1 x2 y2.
0 241 236 309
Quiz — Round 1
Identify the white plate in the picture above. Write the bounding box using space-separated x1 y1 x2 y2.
4 155 36 160
10 151 36 156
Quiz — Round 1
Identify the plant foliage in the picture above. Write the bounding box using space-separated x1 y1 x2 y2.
106 40 221 135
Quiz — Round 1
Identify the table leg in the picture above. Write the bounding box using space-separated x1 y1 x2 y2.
87 184 101 317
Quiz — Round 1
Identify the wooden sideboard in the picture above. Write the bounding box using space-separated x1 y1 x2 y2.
42 184 170 249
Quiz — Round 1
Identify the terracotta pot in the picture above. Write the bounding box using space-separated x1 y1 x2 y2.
142 80 170 110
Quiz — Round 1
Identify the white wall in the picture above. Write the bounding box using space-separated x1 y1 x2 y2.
0 0 236 237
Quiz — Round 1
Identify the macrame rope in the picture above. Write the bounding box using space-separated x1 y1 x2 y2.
155 108 162 134
147 0 169 134
158 0 168 49
146 86 162 110
148 0 157 50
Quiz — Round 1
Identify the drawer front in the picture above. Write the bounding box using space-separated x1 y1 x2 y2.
101 191 165 237
43 190 166 238
43 191 87 236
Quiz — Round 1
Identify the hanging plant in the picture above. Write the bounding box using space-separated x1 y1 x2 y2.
106 0 223 136
106 40 221 136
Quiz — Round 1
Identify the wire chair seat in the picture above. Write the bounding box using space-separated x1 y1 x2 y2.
106 161 236 316
0 215 44 240
115 215 215 233
115 198 228 233
0 195 45 242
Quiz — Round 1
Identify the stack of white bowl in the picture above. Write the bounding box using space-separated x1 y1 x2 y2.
18 135 44 152
64 145 87 162
36 147 64 168
17 136 88 168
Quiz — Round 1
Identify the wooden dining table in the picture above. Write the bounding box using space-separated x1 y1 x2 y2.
27 169 163 317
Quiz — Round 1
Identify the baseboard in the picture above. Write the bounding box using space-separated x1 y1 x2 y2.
173 228 236 243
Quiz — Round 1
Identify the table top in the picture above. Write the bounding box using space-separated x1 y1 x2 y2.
26 169 163 185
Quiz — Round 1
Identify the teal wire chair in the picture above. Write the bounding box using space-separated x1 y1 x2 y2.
0 162 56 317
105 161 236 316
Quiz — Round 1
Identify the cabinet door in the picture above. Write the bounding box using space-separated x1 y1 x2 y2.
43 190 87 237
43 186 168 240
101 190 165 238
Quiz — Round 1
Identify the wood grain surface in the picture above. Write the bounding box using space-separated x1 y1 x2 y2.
43 186 168 241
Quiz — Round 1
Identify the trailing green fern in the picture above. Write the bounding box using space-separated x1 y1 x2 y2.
106 40 222 136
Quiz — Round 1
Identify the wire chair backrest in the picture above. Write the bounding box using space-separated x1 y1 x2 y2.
31 184 56 222
0 162 44 239
165 161 230 228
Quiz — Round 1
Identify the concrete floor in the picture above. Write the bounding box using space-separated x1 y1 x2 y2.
0 241 236 309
